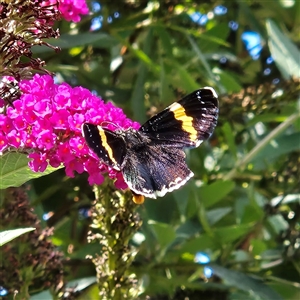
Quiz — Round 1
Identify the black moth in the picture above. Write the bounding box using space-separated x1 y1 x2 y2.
82 87 218 203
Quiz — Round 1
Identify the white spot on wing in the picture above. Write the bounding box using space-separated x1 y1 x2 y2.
126 180 157 199
203 86 218 98
125 172 195 199
155 172 194 198
194 140 203 147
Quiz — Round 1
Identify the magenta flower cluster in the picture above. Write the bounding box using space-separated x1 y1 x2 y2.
0 74 140 188
43 0 89 22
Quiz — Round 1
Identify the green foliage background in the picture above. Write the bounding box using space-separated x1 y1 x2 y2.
1 1 299 299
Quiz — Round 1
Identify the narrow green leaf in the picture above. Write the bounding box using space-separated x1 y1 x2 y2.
168 24 230 47
210 264 284 300
266 19 300 79
239 2 267 38
148 220 176 249
0 228 35 246
166 61 199 91
186 35 221 90
0 152 63 189
213 68 242 93
154 24 173 57
129 28 154 122
116 30 160 75
222 122 237 159
33 33 118 53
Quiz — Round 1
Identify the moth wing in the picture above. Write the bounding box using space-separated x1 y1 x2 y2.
140 87 219 148
82 123 127 170
122 144 193 198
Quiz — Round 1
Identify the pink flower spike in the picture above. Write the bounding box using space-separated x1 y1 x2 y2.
0 115 13 133
65 158 84 177
68 113 85 131
13 116 27 130
0 132 8 152
36 129 56 150
58 0 89 22
6 130 22 148
33 99 53 117
87 171 105 186
114 172 128 190
69 136 87 156
50 109 70 130
28 152 48 172
3 74 140 190
49 154 62 168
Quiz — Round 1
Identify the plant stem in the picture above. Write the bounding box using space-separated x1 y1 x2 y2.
89 181 142 299
224 111 300 181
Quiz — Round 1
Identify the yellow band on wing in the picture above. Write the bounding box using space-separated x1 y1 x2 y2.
98 126 117 165
169 103 198 142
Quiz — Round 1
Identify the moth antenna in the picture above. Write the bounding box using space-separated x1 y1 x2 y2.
101 121 121 130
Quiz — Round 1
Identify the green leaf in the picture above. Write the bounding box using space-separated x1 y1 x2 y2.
266 19 300 79
154 24 174 57
222 122 237 158
176 220 202 239
186 35 221 90
180 234 216 254
199 180 235 208
239 2 267 38
30 277 97 299
267 280 300 300
67 277 97 292
268 215 289 234
30 291 52 300
247 113 292 127
179 223 252 254
210 264 284 300
128 28 156 122
213 223 254 244
173 183 192 216
241 204 264 224
213 68 242 93
77 284 99 300
148 220 176 249
252 132 300 163
206 207 232 226
250 239 267 256
166 60 199 91
0 152 63 189
200 23 230 52
32 33 118 53
0 228 35 246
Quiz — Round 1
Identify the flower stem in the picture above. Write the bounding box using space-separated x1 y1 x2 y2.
89 181 142 299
